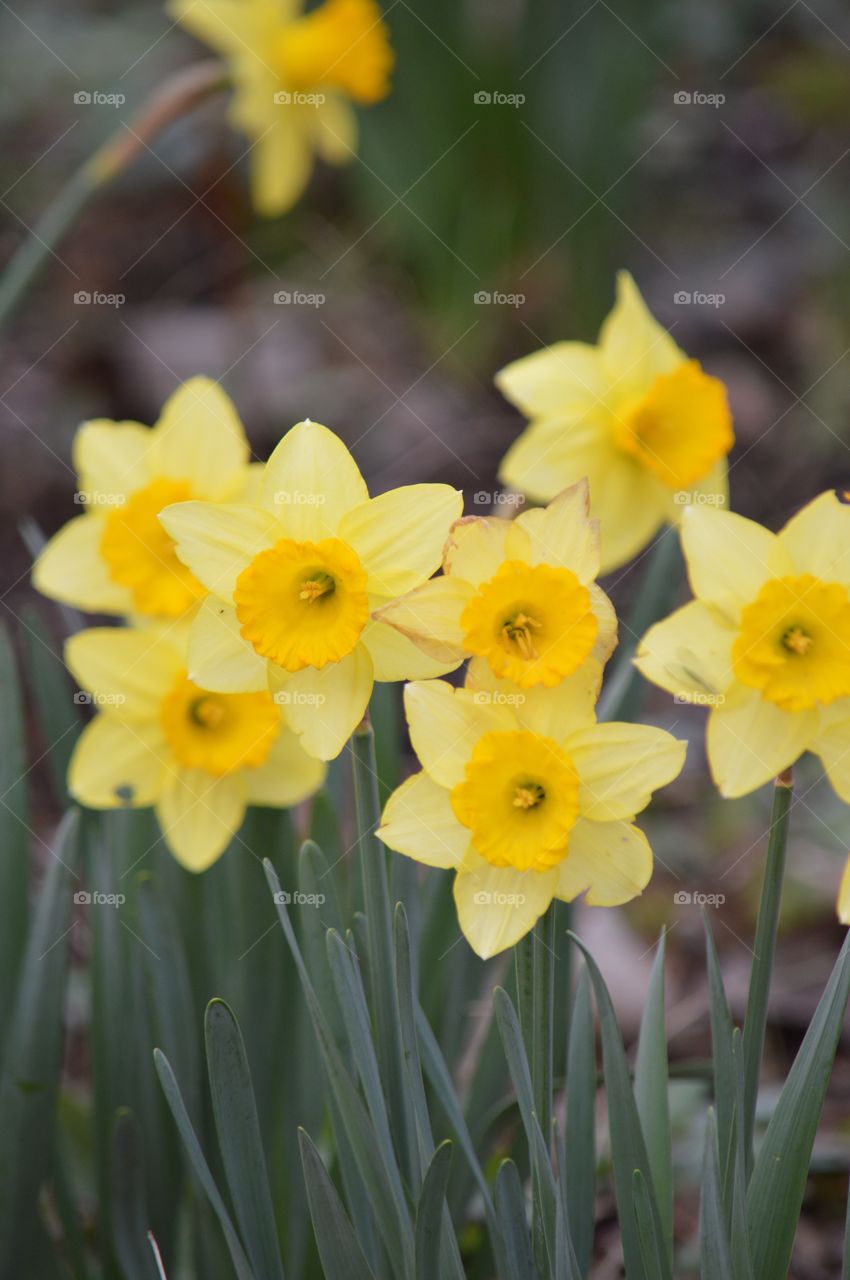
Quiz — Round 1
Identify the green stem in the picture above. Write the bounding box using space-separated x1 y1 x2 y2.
351 718 416 1189
0 60 226 333
532 905 555 1148
515 933 534 1067
741 770 793 1176
599 528 683 724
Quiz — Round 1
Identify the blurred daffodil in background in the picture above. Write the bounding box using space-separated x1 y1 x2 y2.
33 377 256 621
160 419 462 760
377 479 617 685
170 0 394 215
66 625 325 870
636 492 850 805
496 272 734 572
378 663 685 958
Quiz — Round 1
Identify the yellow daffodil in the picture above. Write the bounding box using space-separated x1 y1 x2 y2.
33 378 257 622
170 0 393 216
376 480 617 688
159 419 463 761
65 625 325 871
377 662 685 958
496 272 734 572
635 491 850 801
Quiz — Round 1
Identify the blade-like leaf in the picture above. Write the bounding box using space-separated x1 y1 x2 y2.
298 1128 376 1280
0 621 30 1030
632 1170 667 1280
634 932 672 1263
494 1160 537 1280
747 930 850 1279
111 1109 160 1280
565 965 595 1277
699 1110 733 1280
415 1141 457 1280
704 912 735 1208
19 604 80 802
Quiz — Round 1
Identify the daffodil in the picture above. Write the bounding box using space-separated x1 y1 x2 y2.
376 480 617 688
159 419 463 760
496 273 734 572
65 625 325 871
33 378 256 622
635 491 850 800
377 662 685 958
170 0 393 216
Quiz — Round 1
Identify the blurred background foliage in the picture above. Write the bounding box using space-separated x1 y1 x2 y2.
3 0 850 1275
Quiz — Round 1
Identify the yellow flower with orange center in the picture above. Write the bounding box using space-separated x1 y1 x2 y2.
159 419 463 761
33 378 257 621
495 273 734 571
376 481 616 689
170 0 393 216
377 663 685 958
65 626 325 871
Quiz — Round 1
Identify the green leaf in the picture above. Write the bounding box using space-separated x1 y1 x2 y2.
632 1169 668 1280
415 1141 456 1280
493 1160 537 1280
205 999 285 1280
0 809 80 1271
394 903 433 1184
568 933 669 1280
19 604 80 803
747 929 850 1279
699 1110 733 1280
634 932 672 1262
704 912 735 1209
154 1048 255 1280
565 965 595 1277
298 1128 376 1280
0 621 30 1030
111 1109 160 1280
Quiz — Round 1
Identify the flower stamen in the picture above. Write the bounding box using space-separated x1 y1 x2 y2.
782 626 813 656
502 611 543 661
513 782 545 810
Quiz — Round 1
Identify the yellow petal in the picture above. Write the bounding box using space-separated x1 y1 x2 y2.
315 94 358 163
598 271 682 398
360 618 462 680
273 643 374 760
681 506 793 619
778 490 850 586
378 771 468 869
65 627 181 720
443 515 528 586
811 704 850 804
373 577 473 661
589 583 618 665
556 818 652 906
159 501 279 598
154 377 250 500
168 0 279 52
73 420 151 502
662 458 728 525
514 479 600 583
339 484 463 597
635 600 736 701
404 679 516 788
68 716 167 808
706 687 815 798
188 596 269 692
453 852 558 958
33 515 130 614
837 853 850 925
260 420 368 536
567 723 686 821
495 341 608 418
466 656 602 741
249 119 314 218
242 723 327 806
156 768 245 872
